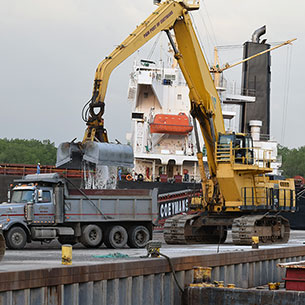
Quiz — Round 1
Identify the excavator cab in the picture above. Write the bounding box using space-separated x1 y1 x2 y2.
218 133 254 165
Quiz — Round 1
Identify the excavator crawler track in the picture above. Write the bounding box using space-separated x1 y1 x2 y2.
232 215 290 245
163 214 227 245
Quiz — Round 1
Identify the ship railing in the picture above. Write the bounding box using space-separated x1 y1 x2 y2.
259 134 271 141
0 163 83 178
225 83 256 97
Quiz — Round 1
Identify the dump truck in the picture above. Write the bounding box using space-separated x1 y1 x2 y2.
0 173 158 250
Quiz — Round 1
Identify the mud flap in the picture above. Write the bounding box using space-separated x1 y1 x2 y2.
0 232 5 261
56 142 134 169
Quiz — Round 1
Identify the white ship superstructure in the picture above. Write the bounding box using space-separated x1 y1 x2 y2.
127 58 200 182
126 54 282 182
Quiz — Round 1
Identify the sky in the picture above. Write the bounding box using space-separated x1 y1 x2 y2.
0 0 304 149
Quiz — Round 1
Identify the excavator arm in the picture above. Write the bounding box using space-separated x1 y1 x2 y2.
83 0 202 143
57 0 224 173
171 11 225 177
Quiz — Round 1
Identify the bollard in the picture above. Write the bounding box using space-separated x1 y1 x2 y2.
227 284 236 288
202 267 212 283
193 266 204 283
252 236 259 249
268 282 280 290
193 266 212 283
62 244 72 265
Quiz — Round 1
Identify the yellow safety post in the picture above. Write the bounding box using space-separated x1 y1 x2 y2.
227 284 236 288
62 244 72 265
252 236 259 249
268 282 280 290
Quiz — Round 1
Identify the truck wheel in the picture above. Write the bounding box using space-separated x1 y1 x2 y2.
80 225 103 248
5 227 27 250
58 236 78 246
104 225 128 249
127 225 150 248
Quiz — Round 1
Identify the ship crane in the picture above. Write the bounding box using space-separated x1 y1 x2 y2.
210 38 297 88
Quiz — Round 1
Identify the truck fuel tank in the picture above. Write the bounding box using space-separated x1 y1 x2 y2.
56 141 134 169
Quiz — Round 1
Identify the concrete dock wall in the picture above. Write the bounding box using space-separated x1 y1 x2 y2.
184 287 305 305
1 246 305 305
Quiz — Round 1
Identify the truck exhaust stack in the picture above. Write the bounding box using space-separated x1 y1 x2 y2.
56 142 134 169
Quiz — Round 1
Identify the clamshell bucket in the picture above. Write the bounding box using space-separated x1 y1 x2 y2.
56 142 134 169
56 142 83 169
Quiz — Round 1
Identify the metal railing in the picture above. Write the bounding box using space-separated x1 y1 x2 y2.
216 143 275 169
241 187 295 210
0 163 82 178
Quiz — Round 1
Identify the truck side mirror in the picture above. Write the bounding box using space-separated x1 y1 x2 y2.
37 190 43 202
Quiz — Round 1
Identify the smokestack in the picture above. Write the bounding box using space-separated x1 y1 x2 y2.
251 25 266 43
249 120 262 141
241 26 271 136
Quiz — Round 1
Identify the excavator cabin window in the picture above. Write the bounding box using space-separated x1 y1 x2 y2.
235 135 254 164
218 134 254 165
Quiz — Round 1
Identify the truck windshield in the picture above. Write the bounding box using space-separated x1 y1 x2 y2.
10 190 34 203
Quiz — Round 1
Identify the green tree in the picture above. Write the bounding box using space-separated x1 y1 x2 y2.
278 145 305 178
0 138 57 165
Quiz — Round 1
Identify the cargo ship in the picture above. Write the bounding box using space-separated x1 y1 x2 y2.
124 28 282 184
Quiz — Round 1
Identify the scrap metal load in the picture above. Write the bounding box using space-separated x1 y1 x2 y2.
56 142 134 169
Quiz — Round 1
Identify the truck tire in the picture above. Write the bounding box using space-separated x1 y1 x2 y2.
104 225 128 249
80 225 103 248
5 227 27 250
58 236 78 246
127 225 150 248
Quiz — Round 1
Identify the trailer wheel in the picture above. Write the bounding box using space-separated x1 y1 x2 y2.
58 236 78 246
104 225 128 249
127 225 150 248
80 225 103 248
5 226 27 250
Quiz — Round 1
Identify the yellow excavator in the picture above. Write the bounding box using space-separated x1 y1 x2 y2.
57 0 296 245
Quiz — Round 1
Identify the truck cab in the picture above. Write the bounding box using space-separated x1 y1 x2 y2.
0 174 60 249
9 183 55 224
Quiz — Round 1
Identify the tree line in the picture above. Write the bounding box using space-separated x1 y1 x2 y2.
0 138 303 178
0 138 57 165
278 145 305 178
